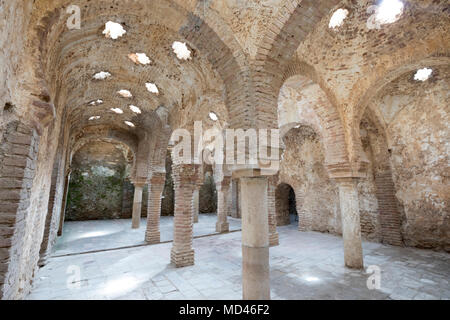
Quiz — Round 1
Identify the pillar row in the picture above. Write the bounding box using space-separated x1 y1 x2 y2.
216 176 231 233
171 164 201 268
145 173 165 244
240 176 270 300
336 178 364 269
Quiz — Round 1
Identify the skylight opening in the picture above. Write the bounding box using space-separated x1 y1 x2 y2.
118 90 133 98
124 121 135 128
129 105 142 114
145 83 159 95
375 0 404 25
329 9 349 29
111 108 124 114
93 71 111 80
128 53 151 65
103 21 127 40
172 41 192 60
89 116 101 121
89 99 103 106
209 112 219 121
414 68 433 82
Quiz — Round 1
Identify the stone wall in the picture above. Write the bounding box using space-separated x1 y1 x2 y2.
278 126 381 240
66 141 129 221
371 66 450 251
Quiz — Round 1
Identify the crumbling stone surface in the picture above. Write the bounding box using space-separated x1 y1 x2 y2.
66 141 130 221
0 0 448 300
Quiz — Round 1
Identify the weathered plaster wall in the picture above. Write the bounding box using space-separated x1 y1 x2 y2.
66 141 129 221
371 66 449 251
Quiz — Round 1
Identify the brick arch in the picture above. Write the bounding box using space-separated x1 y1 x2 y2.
360 108 404 246
278 67 352 178
70 128 138 162
252 0 341 128
275 182 297 227
355 55 450 128
27 0 251 132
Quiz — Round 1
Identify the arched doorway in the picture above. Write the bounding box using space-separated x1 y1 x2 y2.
275 183 298 226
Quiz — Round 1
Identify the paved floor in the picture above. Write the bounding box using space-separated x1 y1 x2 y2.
28 222 450 300
53 214 242 256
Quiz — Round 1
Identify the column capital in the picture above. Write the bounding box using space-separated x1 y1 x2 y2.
149 172 166 185
215 175 231 190
172 164 202 186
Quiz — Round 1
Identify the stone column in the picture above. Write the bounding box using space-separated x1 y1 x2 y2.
240 176 270 300
57 170 71 237
216 176 231 233
171 164 200 267
267 176 279 246
192 189 199 223
145 173 165 244
132 183 144 229
336 178 364 269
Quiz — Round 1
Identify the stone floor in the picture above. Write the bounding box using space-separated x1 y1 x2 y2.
28 222 450 300
54 214 242 256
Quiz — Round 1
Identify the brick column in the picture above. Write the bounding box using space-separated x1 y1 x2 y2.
192 189 199 223
38 156 64 266
171 164 200 268
57 170 71 236
216 176 231 233
145 173 165 244
267 177 279 246
131 183 144 229
241 176 270 300
336 178 364 269
0 121 39 300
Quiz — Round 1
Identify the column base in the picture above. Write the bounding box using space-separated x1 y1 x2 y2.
269 232 279 247
145 231 160 244
38 255 48 268
171 248 194 268
242 245 270 300
216 222 229 233
344 255 364 270
131 221 140 229
193 213 199 223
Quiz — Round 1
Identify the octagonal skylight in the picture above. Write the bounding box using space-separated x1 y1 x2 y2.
209 112 219 121
93 71 111 80
111 108 124 114
89 116 101 121
414 68 433 82
172 41 191 60
145 83 159 95
124 121 135 128
103 21 126 40
118 90 133 98
129 105 142 114
89 99 103 106
128 53 151 65
375 0 404 26
329 9 349 29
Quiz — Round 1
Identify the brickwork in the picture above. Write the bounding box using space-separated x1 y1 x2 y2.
215 176 231 233
38 151 64 266
145 173 166 244
171 164 201 268
267 176 279 247
0 121 39 300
